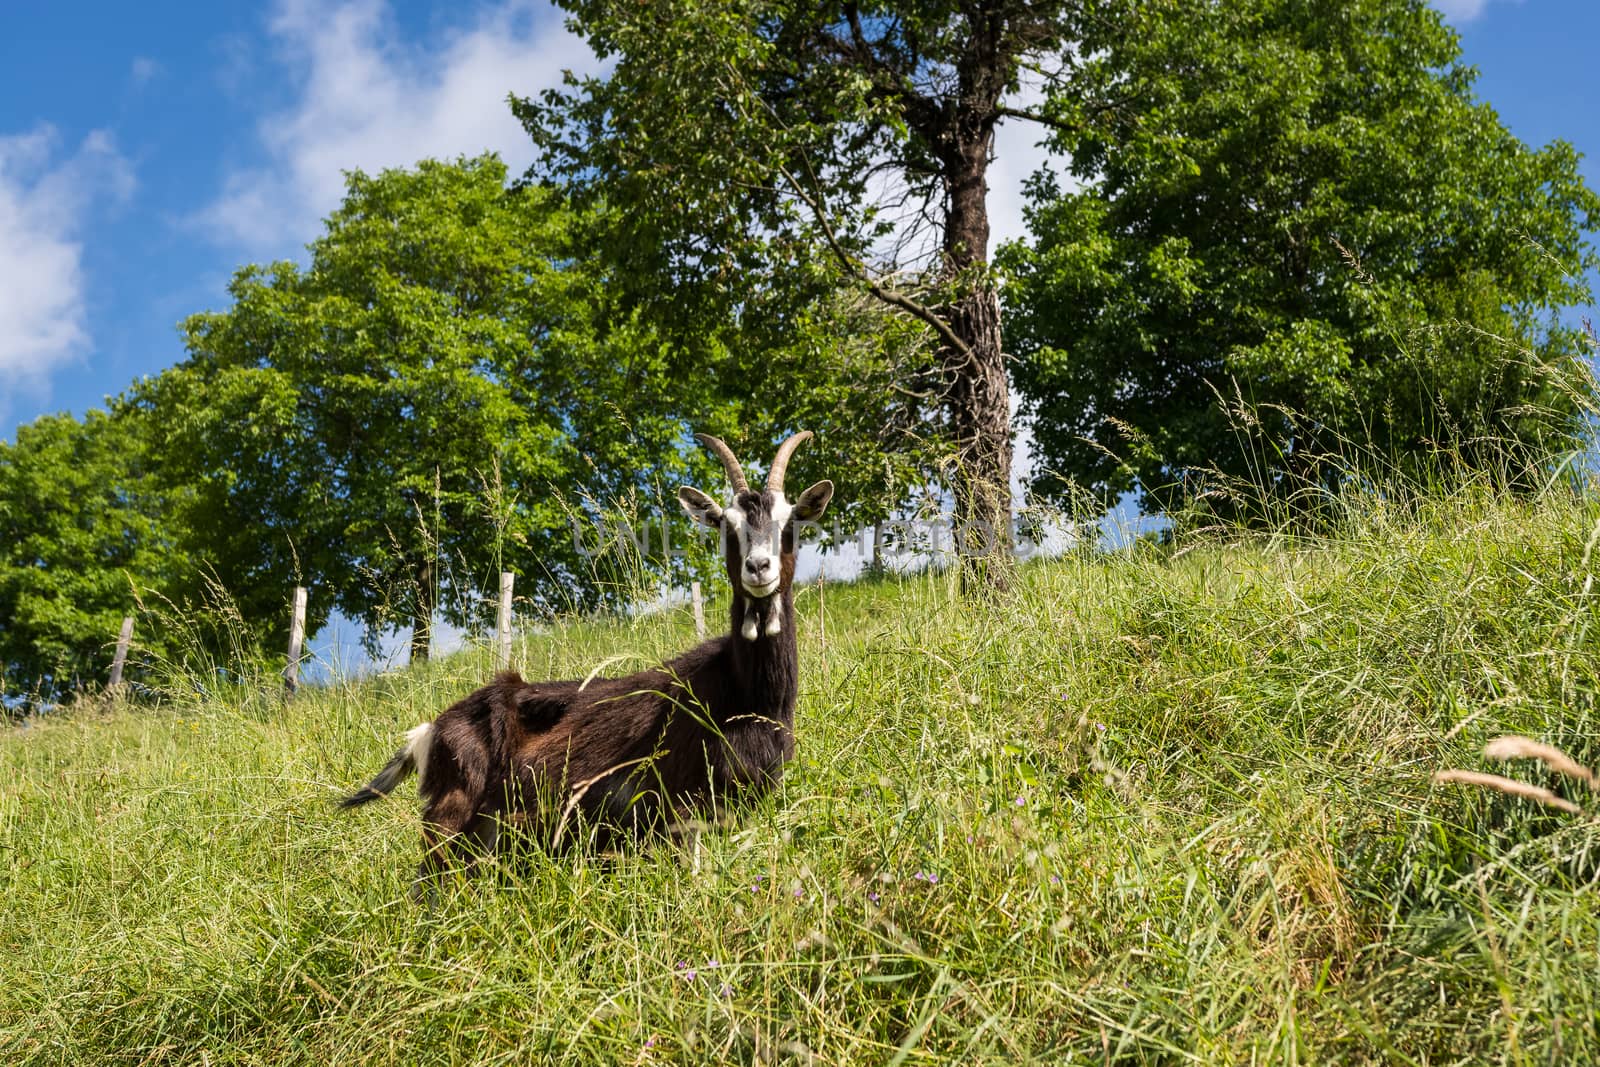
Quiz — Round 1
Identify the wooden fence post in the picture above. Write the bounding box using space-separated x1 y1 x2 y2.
496 572 515 670
691 580 706 639
108 616 134 690
285 586 308 694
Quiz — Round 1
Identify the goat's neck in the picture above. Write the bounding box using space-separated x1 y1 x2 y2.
726 586 798 697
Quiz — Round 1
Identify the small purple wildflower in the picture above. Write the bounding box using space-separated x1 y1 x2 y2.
644 1035 657 1049
868 891 880 903
1014 795 1026 807
719 983 733 998
1050 875 1061 885
793 887 804 899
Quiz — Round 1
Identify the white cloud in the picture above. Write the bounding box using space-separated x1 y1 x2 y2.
0 126 134 415
197 0 600 254
130 56 163 86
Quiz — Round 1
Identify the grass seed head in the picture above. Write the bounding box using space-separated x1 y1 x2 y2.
1482 735 1598 789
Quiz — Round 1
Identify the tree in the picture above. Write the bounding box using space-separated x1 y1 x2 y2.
1001 0 1600 517
0 410 191 706
135 156 708 661
519 0 1095 592
131 153 949 664
742 290 948 541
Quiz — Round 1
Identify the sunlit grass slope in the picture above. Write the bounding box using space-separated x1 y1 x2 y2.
3 483 1599 1063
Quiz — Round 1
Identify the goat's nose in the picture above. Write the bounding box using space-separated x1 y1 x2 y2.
745 556 773 576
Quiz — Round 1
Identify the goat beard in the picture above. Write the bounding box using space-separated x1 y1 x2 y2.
740 598 783 641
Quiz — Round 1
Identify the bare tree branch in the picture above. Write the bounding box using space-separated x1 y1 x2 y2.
783 159 970 358
995 105 1079 134
727 59 972 360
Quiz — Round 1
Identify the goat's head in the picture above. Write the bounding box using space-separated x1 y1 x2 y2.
678 431 833 606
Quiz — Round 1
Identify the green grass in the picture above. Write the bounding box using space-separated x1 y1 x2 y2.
3 483 1600 1064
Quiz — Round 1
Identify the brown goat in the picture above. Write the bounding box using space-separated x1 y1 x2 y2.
342 432 832 890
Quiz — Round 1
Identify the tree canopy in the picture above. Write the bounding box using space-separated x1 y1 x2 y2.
0 410 191 706
1000 0 1600 516
133 156 709 659
128 154 938 662
519 0 1099 590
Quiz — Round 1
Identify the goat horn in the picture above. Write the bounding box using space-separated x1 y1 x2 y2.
695 433 749 494
766 431 813 492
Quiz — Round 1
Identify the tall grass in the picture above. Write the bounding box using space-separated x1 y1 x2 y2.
2 472 1599 1062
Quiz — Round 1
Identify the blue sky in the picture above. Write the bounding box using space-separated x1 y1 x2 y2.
0 0 594 433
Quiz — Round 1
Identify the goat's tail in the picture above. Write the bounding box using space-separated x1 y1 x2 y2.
341 723 434 808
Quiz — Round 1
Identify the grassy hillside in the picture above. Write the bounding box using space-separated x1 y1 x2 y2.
3 484 1599 1063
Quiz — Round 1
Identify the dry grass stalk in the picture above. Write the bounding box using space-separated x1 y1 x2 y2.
1482 734 1598 789
1432 769 1583 814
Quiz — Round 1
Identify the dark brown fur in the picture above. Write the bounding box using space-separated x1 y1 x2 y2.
343 435 828 890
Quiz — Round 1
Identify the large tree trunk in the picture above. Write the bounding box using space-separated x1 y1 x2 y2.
939 81 1013 595
942 272 1012 595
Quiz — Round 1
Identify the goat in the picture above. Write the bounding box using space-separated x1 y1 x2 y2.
341 431 833 889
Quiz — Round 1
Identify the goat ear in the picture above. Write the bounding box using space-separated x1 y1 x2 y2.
678 486 723 527
791 479 833 522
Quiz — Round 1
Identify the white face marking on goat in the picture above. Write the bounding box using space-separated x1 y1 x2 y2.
728 490 791 601
681 431 832 643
